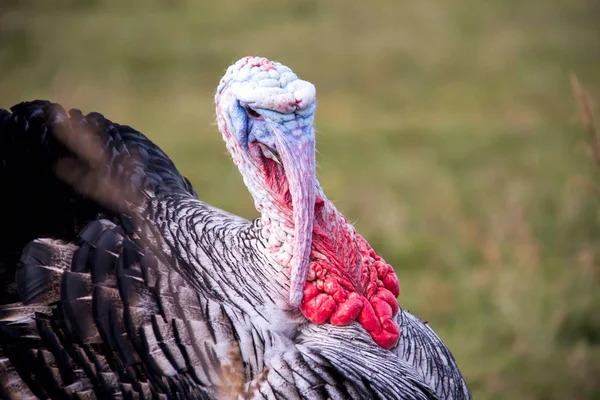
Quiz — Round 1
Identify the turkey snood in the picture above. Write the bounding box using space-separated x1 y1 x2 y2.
215 57 401 349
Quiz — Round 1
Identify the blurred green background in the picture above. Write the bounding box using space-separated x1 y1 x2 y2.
1 0 600 398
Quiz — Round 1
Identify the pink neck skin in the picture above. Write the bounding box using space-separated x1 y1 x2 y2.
254 152 401 349
214 55 401 349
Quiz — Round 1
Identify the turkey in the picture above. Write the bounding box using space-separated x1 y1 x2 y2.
0 56 471 399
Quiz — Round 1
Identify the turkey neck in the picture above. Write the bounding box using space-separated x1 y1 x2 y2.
258 181 361 288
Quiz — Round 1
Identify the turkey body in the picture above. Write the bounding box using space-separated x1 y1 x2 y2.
0 100 470 399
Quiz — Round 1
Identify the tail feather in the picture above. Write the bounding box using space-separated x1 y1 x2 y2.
0 350 40 400
0 100 209 398
0 100 196 306
16 264 65 305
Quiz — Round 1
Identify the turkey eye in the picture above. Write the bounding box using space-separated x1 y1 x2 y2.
245 107 263 120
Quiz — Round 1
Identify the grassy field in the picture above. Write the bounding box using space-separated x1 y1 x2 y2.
2 0 600 398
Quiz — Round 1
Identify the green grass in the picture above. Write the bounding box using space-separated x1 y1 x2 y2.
2 0 600 398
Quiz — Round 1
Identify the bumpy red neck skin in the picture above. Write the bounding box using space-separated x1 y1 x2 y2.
257 156 401 349
303 200 401 349
215 56 401 349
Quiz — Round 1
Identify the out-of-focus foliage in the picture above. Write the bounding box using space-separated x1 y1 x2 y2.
1 0 600 398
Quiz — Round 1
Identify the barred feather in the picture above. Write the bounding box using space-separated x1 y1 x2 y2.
0 101 471 399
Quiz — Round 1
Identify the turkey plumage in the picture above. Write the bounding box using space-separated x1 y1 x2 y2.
0 57 471 400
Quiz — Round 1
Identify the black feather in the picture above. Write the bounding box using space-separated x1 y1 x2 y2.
0 99 471 399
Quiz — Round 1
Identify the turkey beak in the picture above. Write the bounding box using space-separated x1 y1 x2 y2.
272 125 316 306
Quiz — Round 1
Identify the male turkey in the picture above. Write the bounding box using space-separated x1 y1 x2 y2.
0 56 471 399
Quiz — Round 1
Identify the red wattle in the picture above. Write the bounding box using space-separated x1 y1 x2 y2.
371 328 401 350
358 301 381 335
300 282 336 324
382 265 401 297
329 293 364 326
376 287 400 315
260 173 402 349
297 222 402 349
